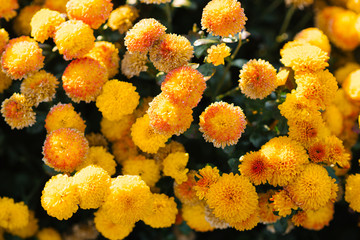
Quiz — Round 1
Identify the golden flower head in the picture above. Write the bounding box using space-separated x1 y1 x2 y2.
239 151 273 185
230 210 260 231
66 0 113 29
0 28 9 54
204 205 230 229
0 0 19 21
322 104 343 136
1 36 44 80
270 190 298 217
199 101 246 148
206 43 231 66
335 62 360 85
201 0 247 37
124 18 166 53
77 146 116 176
173 171 201 205
182 202 215 232
194 165 220 200
163 152 189 184
294 27 331 54
307 140 329 164
107 5 139 34
7 210 38 239
121 50 148 79
325 135 351 168
13 5 42 36
100 114 135 142
37 228 62 240
345 174 360 212
343 69 360 104
239 59 278 99
153 140 185 167
149 33 194 73
44 0 68 13
0 197 30 231
62 57 108 103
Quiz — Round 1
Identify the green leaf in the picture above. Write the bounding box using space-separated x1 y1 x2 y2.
197 63 216 78
273 217 288 234
194 44 211 58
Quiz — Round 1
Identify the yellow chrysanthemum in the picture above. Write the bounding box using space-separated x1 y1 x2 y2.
260 136 309 186
206 173 258 224
121 51 148 79
112 136 138 164
334 62 360 85
161 66 206 108
182 202 215 232
343 69 360 104
122 155 161 187
0 70 12 94
100 175 152 224
62 57 108 103
36 228 62 240
30 8 65 43
41 174 79 220
276 67 291 86
77 146 116 176
199 101 246 148
66 0 113 29
286 163 338 211
0 197 29 231
153 140 185 166
0 0 19 21
85 41 119 78
142 193 178 228
294 27 331 54
94 208 135 240
163 152 189 184
280 44 329 73
258 190 280 224
307 140 330 164
45 103 86 133
124 18 166 53
13 5 42 36
230 210 260 231
107 5 139 34
326 135 351 168
8 210 38 239
322 104 343 136
194 166 220 200
149 33 194 73
20 70 59 107
0 28 9 54
173 171 201 205
292 202 334 230
206 43 231 66
201 0 247 37
73 165 111 209
334 89 359 118
42 128 89 173
238 59 278 99
345 174 360 212
54 20 95 60
285 0 313 9
1 36 44 80
44 0 68 13
270 190 298 217
239 151 273 185
1 93 36 130
100 114 135 142
96 80 139 121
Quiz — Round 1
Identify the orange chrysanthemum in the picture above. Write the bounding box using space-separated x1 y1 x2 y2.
292 202 334 230
124 18 166 53
107 5 139 34
239 151 273 185
62 57 108 103
307 141 329 164
270 190 298 217
199 101 246 148
194 166 220 200
0 0 19 21
326 135 351 168
66 0 113 29
42 128 89 172
201 0 247 37
1 36 44 80
173 171 200 205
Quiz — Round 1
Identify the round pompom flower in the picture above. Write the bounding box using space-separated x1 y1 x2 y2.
239 59 278 99
206 43 231 66
161 66 206 108
20 70 59 107
107 5 139 34
73 165 111 209
30 8 65 43
193 165 220 200
8 210 38 239
77 146 116 176
45 103 86 133
54 20 95 60
36 228 62 240
96 80 139 121
13 5 42 36
286 163 338 211
142 193 178 228
199 101 246 148
66 0 113 29
206 173 258 224
0 28 9 54
100 114 135 142
42 128 89 172
1 36 44 80
0 0 19 21
62 57 108 103
148 93 194 136
239 151 273 185
345 174 360 212
124 18 166 53
41 174 79 220
294 27 331 54
121 51 148 79
149 33 194 73
201 0 247 37
182 202 215 232
163 152 189 184
0 197 30 231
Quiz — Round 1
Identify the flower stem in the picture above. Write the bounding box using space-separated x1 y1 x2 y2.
216 86 240 101
278 5 296 41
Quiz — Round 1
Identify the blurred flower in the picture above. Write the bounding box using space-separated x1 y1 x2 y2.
100 114 135 142
294 27 331 54
44 0 68 13
37 228 62 240
0 197 29 231
112 135 138 164
0 28 9 54
107 5 139 34
345 173 360 212
86 133 108 149
334 62 360 85
0 70 12 93
121 51 148 79
182 202 215 232
13 5 42 36
0 0 19 21
8 211 38 239
77 146 116 176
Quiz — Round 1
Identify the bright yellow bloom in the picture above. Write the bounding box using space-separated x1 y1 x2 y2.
36 228 62 240
258 190 280 224
239 151 273 185
163 152 189 184
131 114 171 154
322 104 343 136
100 114 135 142
161 66 206 108
45 103 86 133
96 80 139 121
285 0 313 9
77 146 116 176
44 0 68 12
1 36 44 80
0 70 12 94
201 0 247 37
343 69 360 104
0 0 19 21
30 8 65 43
173 171 201 205
260 136 309 186
13 5 42 36
42 128 89 172
112 136 138 164
334 62 360 85
142 193 178 228
194 166 220 200
149 33 194 73
199 101 246 148
0 28 9 54
270 190 298 217
206 173 258 224
286 163 338 211
239 59 278 99
66 0 113 29
107 5 139 34
54 20 95 60
345 174 360 212
206 43 231 66
1 93 36 129
20 70 59 107
182 202 215 232
124 18 166 53
8 210 38 239
294 27 331 54
0 197 29 231
62 57 108 103
73 165 111 209
41 174 79 220
334 89 359 118
121 51 148 79
326 135 351 168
